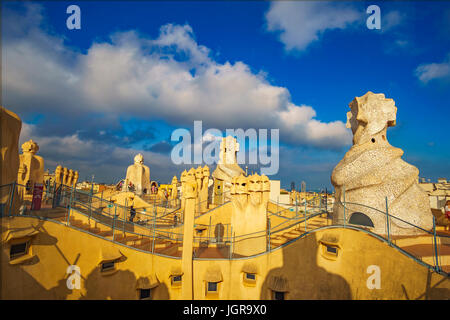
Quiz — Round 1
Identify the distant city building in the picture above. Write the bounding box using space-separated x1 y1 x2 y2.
419 178 450 209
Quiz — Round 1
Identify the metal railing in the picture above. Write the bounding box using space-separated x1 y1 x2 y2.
1 182 448 276
333 187 449 276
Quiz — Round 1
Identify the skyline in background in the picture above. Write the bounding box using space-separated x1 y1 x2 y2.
2 1 450 190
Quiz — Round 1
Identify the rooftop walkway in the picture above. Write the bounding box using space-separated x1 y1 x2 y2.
1 183 449 276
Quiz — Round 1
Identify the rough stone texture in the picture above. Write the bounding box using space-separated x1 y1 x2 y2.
17 140 45 201
67 169 74 187
261 175 270 204
230 173 270 256
194 165 210 213
180 170 188 212
18 140 45 192
180 172 198 299
170 175 178 200
55 165 63 186
53 165 78 188
1 106 22 214
331 92 433 235
212 136 245 201
157 187 167 200
122 153 151 196
72 171 79 188
62 167 69 186
180 168 200 215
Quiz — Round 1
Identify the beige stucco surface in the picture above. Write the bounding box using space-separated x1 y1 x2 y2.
331 92 433 235
1 215 449 300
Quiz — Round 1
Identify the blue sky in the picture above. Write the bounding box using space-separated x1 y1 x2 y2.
2 1 450 190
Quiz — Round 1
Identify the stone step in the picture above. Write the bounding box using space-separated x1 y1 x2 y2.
440 265 450 273
54 216 69 223
303 223 326 229
283 231 301 239
88 226 102 233
284 228 302 234
392 235 434 247
133 241 152 251
159 243 181 256
70 220 85 227
270 238 286 245
131 239 171 251
115 234 141 243
139 237 152 246
79 223 93 231
154 241 171 249
422 255 450 266
70 221 105 235
400 243 450 266
96 230 113 237
33 210 67 219
68 219 88 227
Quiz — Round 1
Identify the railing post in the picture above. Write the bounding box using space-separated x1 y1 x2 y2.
163 198 168 216
8 182 16 217
385 197 391 245
59 184 63 208
43 180 47 201
88 185 93 218
66 189 71 226
68 185 74 217
0 185 7 217
268 218 271 253
229 227 233 260
52 181 56 208
343 185 346 227
319 190 322 213
112 203 117 241
47 179 51 200
209 216 211 243
433 216 440 273
304 198 307 232
152 212 156 254
100 190 103 212
123 199 128 234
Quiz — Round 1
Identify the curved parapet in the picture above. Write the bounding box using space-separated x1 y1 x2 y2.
1 214 448 299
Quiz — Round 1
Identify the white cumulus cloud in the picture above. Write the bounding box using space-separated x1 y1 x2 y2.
415 54 450 84
265 1 361 52
4 3 351 154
